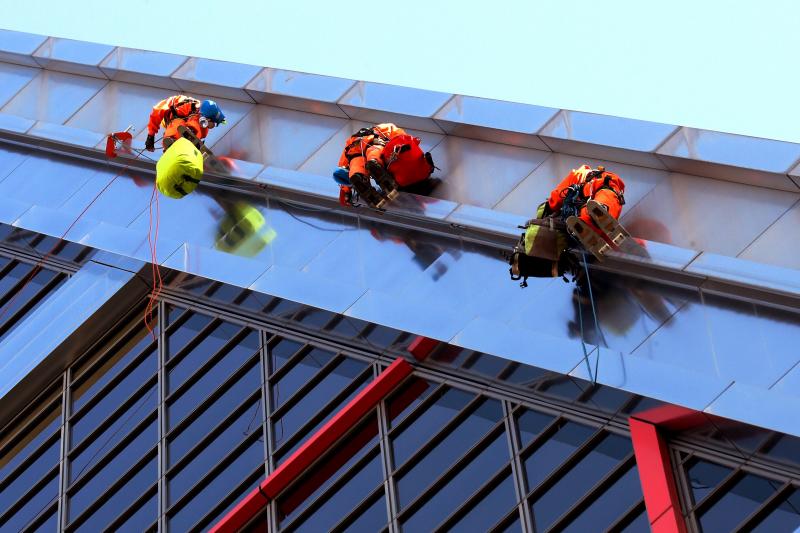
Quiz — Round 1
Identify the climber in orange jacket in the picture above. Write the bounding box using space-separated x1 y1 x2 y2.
145 95 226 152
547 164 625 226
335 123 435 208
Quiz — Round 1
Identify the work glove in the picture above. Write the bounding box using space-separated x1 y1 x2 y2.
145 134 155 152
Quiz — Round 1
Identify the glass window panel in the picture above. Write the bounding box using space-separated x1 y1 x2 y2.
273 357 367 448
29 507 57 532
268 299 304 320
764 434 800 470
168 361 261 466
272 347 336 408
395 399 504 508
329 316 368 338
0 406 60 485
1 473 58 533
0 269 63 342
275 379 371 465
619 507 650 533
238 291 272 312
364 325 401 348
516 409 556 449
168 439 263 532
502 362 550 386
269 338 304 373
168 330 260 427
538 376 586 402
685 459 732 505
168 400 263 505
203 476 262 530
582 385 634 414
283 454 383 532
115 492 158 533
68 420 157 520
0 261 32 295
401 434 510 530
531 433 632 531
70 385 156 482
523 421 594 491
72 458 156 532
341 492 389 533
385 377 435 429
205 283 244 303
391 388 475 464
296 307 336 330
562 465 643 533
751 489 800 532
71 333 155 412
168 322 250 393
460 352 510 378
70 350 156 446
698 474 778 533
440 473 517 533
496 514 523 533
0 439 59 511
278 417 379 520
166 312 214 356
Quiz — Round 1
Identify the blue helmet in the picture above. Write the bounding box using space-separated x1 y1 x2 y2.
199 100 226 125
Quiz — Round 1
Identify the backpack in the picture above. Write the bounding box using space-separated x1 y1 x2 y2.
383 134 435 187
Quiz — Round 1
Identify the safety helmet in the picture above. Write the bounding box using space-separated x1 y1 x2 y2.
199 100 226 125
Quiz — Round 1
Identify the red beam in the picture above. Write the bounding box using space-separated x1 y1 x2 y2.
408 336 439 361
210 357 413 533
629 418 687 533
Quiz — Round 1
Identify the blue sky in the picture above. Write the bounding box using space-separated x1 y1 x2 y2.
4 0 799 143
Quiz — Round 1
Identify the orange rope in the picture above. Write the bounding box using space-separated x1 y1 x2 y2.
144 180 163 340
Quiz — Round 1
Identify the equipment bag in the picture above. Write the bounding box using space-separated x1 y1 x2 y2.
383 134 434 187
156 137 204 199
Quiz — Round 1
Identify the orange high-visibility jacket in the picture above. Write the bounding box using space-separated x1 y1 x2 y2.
147 95 209 141
547 164 625 214
337 123 407 167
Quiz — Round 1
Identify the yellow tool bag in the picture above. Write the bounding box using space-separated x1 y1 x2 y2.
155 137 204 199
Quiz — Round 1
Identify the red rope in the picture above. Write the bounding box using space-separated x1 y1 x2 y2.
144 180 163 340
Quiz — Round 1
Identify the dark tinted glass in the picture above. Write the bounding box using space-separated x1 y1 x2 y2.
395 399 504 508
751 489 800 532
1 473 58 533
562 465 642 532
0 439 59 511
268 337 304 372
272 347 336 407
531 433 631 531
341 492 389 533
168 400 263 505
168 439 263 532
0 406 60 485
685 458 732 505
620 507 650 532
68 420 157 520
698 474 778 533
523 421 594 491
167 321 249 393
284 454 383 531
115 492 158 533
516 408 555 448
166 312 214 356
764 434 800 469
72 458 157 532
391 387 474 465
434 471 517 532
168 360 261 465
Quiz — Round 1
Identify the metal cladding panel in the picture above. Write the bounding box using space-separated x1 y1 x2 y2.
0 152 101 207
79 221 182 264
12 205 101 242
539 110 675 168
99 47 187 90
211 104 347 168
297 120 444 178
32 36 114 78
657 127 800 174
0 143 31 182
493 153 667 217
433 95 557 151
65 81 177 136
171 57 263 102
245 67 354 118
163 243 271 288
739 200 800 270
427 136 550 208
686 253 800 297
0 260 138 398
446 204 527 235
338 81 452 133
0 113 34 133
0 63 40 109
0 29 48 67
619 172 799 256
704 382 800 436
28 121 106 149
0 70 106 124
58 168 151 227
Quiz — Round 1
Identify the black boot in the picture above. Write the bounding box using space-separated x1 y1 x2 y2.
366 160 398 198
350 173 386 208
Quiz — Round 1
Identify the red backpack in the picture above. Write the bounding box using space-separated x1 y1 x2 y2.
383 134 435 187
